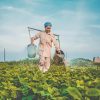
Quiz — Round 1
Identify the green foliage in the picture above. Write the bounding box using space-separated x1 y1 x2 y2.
67 87 82 100
0 61 100 100
86 88 100 97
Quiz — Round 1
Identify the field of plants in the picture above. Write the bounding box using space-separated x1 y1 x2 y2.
0 61 100 100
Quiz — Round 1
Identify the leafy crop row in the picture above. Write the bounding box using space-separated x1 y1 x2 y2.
0 62 100 100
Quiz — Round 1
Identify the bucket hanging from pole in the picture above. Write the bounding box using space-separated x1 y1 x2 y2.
27 44 37 58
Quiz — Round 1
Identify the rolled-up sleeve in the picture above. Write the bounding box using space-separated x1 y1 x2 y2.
51 35 60 51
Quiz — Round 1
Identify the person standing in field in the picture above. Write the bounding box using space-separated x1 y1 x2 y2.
31 22 60 72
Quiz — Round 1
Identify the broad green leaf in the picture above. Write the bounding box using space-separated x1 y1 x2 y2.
67 87 82 100
86 88 100 97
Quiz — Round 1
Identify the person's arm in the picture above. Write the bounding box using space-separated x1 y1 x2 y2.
31 32 40 44
51 35 60 53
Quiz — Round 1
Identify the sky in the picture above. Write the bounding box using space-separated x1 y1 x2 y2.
0 0 100 61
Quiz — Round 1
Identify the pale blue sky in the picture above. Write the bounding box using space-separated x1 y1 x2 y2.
0 0 100 61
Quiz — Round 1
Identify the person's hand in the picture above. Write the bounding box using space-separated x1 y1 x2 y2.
56 50 61 54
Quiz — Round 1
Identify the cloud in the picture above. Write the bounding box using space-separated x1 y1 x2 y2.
0 6 32 15
89 24 100 29
0 27 28 52
0 0 100 61
21 0 43 6
0 6 51 53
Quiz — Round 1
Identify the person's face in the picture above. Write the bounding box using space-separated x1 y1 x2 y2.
45 26 51 33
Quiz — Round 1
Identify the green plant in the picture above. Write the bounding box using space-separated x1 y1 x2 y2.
0 61 100 99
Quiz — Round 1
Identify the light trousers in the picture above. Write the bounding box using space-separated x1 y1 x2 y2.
38 55 50 72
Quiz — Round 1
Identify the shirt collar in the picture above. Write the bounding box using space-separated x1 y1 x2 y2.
45 32 51 35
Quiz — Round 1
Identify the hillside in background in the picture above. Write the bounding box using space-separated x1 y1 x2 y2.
70 58 94 67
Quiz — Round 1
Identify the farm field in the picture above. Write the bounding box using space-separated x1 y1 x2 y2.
0 61 100 100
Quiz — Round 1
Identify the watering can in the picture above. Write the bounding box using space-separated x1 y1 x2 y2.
53 35 66 65
27 43 37 58
53 50 65 64
27 27 37 58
